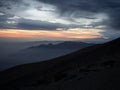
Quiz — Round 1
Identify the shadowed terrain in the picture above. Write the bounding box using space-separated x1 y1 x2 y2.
0 38 120 90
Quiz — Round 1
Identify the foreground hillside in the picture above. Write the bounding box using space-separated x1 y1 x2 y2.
0 38 120 90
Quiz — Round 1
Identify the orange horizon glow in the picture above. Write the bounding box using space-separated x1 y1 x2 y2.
0 29 104 40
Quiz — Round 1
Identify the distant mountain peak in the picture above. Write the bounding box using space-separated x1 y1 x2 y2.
29 41 94 49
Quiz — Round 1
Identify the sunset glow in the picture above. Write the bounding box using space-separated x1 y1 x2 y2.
0 29 104 40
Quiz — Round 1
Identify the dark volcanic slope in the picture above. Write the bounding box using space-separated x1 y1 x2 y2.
0 38 120 90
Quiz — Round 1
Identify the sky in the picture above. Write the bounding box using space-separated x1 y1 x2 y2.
0 0 120 42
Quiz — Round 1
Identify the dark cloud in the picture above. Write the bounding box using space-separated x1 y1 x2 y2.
37 0 120 30
0 14 17 29
0 0 120 30
16 18 70 30
0 15 82 30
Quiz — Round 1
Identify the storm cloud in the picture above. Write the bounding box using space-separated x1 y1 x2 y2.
38 0 120 30
0 0 120 31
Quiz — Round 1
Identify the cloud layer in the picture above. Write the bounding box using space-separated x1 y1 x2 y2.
0 0 120 40
0 0 119 30
38 0 120 30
